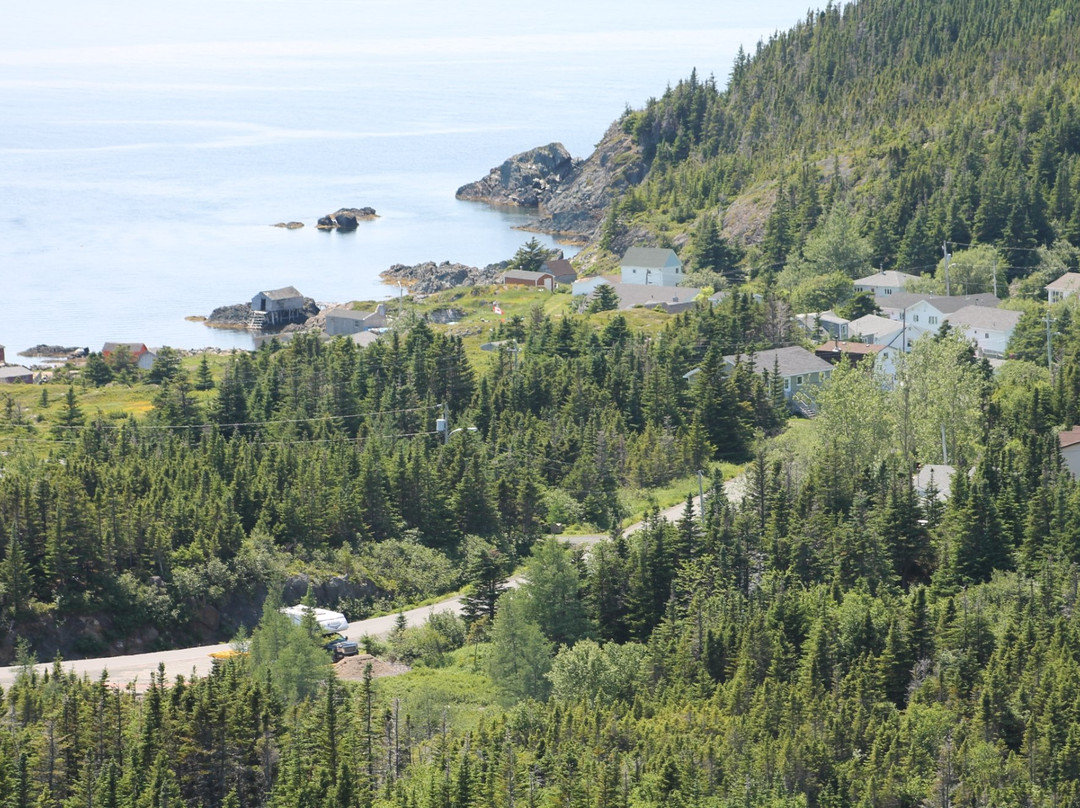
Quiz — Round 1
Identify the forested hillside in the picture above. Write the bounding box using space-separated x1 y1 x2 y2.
602 0 1080 288
0 298 788 656
9 0 1080 806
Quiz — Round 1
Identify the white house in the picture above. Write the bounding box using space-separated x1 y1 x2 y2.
874 292 999 326
1046 272 1080 304
945 305 1023 357
620 247 683 286
854 270 919 297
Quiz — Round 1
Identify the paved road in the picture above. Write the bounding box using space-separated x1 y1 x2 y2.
0 491 720 689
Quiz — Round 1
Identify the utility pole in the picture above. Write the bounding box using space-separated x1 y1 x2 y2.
1046 310 1055 379
697 469 706 525
942 242 952 296
992 257 998 298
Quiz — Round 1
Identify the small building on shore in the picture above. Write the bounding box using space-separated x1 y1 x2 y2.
501 270 554 290
250 286 306 328
325 304 389 336
102 342 156 370
0 365 34 384
541 259 577 285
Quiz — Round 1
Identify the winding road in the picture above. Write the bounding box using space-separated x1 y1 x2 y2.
0 486 738 689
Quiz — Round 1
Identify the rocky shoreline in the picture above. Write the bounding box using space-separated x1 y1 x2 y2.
381 260 510 294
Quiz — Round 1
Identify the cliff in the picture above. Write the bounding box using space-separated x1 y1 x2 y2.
457 123 647 244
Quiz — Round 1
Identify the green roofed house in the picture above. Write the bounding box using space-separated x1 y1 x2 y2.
620 247 683 286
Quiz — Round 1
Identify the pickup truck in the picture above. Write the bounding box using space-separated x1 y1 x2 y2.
280 605 359 662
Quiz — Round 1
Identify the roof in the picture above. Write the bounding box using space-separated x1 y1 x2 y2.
259 286 303 300
542 259 575 277
817 340 884 355
875 292 931 311
848 314 904 336
1060 426 1080 450
325 307 369 321
501 270 553 282
597 281 701 309
945 305 1022 333
854 270 919 287
914 465 956 500
350 331 380 348
875 292 1001 315
102 342 148 354
1046 272 1080 293
620 247 680 268
723 345 834 378
0 365 33 380
920 293 1001 315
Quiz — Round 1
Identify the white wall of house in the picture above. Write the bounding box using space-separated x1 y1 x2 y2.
620 263 683 286
903 300 947 339
954 324 1012 355
1063 445 1080 478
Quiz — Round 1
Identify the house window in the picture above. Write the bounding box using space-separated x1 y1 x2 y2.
929 316 938 325
884 288 892 295
912 314 919 322
784 378 791 390
796 375 804 385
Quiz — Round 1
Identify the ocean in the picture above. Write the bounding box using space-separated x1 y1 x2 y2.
0 0 812 358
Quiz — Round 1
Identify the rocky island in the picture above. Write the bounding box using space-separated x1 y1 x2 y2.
317 207 378 231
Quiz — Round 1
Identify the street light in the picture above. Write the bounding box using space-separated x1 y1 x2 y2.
445 426 478 444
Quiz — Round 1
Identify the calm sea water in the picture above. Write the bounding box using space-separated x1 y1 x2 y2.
0 0 810 357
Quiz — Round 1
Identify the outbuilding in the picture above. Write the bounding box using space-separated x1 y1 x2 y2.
501 270 554 290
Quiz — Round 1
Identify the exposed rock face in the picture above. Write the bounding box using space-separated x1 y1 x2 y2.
534 122 646 240
317 207 377 230
281 573 383 609
456 124 646 243
381 260 509 294
456 143 578 208
205 303 252 328
272 221 304 229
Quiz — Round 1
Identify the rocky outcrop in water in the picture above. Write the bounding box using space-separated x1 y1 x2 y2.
317 207 378 231
456 143 578 208
272 221 305 229
455 123 646 242
381 260 509 294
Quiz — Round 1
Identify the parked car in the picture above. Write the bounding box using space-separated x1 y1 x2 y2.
322 632 360 662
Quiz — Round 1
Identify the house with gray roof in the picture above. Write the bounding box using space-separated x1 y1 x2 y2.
722 346 834 406
854 270 919 297
0 365 34 384
501 269 554 290
541 259 577 285
620 247 683 286
945 305 1023 357
325 304 389 336
251 286 306 328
